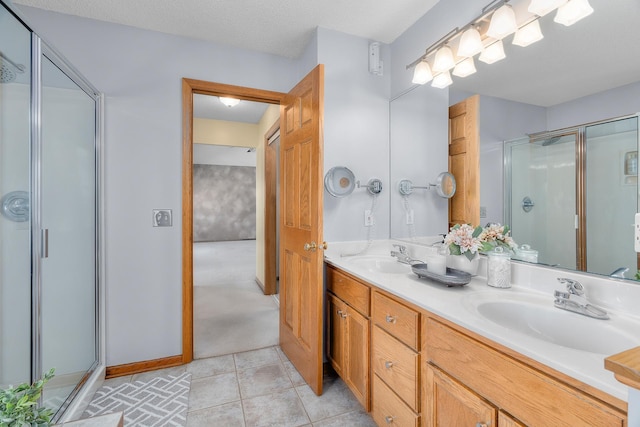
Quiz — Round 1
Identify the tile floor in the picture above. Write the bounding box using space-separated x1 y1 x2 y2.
102 346 375 426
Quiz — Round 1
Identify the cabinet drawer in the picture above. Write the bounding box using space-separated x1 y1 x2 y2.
426 318 626 427
372 326 419 411
327 267 370 316
373 374 420 427
372 292 419 350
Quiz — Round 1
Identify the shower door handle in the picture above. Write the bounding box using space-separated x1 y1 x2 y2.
41 228 49 258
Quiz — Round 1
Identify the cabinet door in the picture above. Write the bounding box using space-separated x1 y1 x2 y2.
425 364 496 427
499 410 526 427
345 306 369 409
327 294 346 377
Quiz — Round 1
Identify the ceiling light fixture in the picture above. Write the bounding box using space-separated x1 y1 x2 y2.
513 19 544 46
479 40 506 64
405 0 593 89
412 61 433 84
452 58 477 78
457 27 484 58
487 4 518 39
528 0 568 17
431 71 453 89
554 0 593 26
219 97 240 107
432 45 456 73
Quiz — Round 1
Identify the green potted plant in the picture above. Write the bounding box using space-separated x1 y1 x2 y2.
0 368 55 427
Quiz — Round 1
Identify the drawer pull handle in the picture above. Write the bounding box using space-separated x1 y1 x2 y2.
385 315 396 324
476 423 488 427
385 415 395 424
385 361 394 369
337 309 347 318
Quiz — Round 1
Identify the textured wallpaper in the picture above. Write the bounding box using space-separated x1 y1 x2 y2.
193 164 256 242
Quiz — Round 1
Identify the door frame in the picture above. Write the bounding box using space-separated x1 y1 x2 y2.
264 121 280 295
181 78 285 363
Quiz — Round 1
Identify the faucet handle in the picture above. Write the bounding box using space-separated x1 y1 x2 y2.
557 278 584 296
554 290 570 300
392 244 407 254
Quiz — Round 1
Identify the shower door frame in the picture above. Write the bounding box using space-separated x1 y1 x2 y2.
505 113 640 273
30 34 103 421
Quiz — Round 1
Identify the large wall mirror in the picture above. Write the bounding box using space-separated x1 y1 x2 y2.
390 0 640 282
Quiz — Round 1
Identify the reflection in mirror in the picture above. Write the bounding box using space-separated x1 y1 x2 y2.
390 0 640 282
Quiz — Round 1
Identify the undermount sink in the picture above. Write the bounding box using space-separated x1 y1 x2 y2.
346 256 412 274
463 292 640 355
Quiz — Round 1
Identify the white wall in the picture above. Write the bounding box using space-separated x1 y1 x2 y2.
19 6 303 366
317 28 391 242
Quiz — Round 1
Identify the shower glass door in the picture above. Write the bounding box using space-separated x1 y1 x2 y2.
0 2 32 389
507 133 578 268
585 116 639 277
39 51 98 414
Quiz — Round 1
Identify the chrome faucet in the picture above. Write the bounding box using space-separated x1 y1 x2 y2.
553 278 609 320
390 244 421 265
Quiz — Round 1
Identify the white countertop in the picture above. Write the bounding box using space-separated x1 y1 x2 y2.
325 240 640 403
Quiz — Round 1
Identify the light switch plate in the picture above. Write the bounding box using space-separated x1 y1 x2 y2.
364 210 374 227
153 209 172 227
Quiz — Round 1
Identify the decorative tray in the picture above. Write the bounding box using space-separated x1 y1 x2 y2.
410 263 472 287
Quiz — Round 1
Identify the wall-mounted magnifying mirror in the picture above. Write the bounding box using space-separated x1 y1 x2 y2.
399 172 456 198
324 166 356 197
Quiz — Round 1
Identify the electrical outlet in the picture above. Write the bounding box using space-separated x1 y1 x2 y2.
406 209 414 225
480 206 487 218
635 213 640 252
364 210 374 227
153 209 173 227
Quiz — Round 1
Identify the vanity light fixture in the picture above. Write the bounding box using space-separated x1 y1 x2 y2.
452 57 477 78
411 61 433 84
528 0 568 17
219 97 240 107
479 40 506 64
554 0 593 26
432 45 456 73
432 71 453 89
487 4 518 39
457 27 484 58
405 0 593 89
513 19 544 46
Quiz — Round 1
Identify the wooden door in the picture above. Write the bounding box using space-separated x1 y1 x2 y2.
344 306 369 409
449 95 480 228
327 294 346 378
279 65 325 395
425 364 496 427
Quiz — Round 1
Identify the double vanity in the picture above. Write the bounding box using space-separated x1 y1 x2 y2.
324 240 640 426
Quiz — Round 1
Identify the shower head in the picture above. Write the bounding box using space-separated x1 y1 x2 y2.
0 52 26 83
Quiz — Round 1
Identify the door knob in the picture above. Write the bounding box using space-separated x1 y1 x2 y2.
304 242 317 251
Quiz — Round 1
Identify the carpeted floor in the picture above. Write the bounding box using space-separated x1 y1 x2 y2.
193 240 279 359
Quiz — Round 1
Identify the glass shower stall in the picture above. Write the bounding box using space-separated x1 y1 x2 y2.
1 1 101 421
505 115 639 277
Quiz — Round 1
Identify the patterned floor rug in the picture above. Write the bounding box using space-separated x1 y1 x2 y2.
83 373 191 426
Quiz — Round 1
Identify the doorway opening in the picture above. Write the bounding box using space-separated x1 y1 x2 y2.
181 79 286 363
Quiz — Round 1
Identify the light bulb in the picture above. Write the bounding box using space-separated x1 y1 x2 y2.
479 40 506 64
513 20 544 47
457 27 484 58
412 61 433 85
452 58 477 78
554 0 593 26
431 71 453 89
528 0 568 17
433 46 456 73
487 5 518 39
219 97 240 107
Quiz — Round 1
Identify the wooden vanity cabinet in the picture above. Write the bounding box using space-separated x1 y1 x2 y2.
424 317 627 427
326 266 371 409
371 290 421 426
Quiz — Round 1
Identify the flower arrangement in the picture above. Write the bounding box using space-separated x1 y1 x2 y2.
444 223 516 261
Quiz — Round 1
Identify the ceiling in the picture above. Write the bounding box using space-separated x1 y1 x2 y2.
12 0 440 59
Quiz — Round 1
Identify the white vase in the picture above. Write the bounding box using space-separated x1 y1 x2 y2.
446 254 480 276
